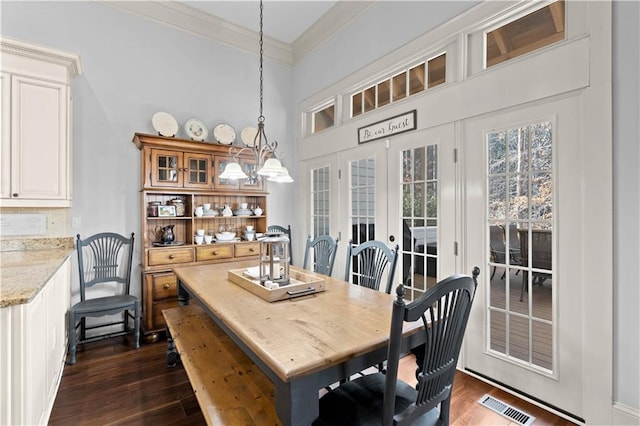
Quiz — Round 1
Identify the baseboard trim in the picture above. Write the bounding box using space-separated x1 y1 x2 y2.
612 402 640 425
463 368 585 424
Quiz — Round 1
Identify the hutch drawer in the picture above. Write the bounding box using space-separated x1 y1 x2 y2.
235 242 260 257
195 244 234 261
148 247 195 266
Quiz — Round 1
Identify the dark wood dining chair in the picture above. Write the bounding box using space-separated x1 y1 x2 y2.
68 232 140 364
267 224 293 265
302 234 340 276
315 267 480 426
344 239 399 294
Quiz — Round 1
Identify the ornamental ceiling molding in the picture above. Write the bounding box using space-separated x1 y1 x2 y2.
101 0 373 66
0 36 83 78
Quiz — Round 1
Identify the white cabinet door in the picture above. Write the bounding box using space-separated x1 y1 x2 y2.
0 72 10 199
9 75 69 204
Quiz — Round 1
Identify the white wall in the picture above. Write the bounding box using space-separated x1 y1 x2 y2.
612 0 640 414
1 1 295 299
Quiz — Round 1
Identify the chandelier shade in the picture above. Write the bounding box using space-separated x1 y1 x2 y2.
219 0 292 184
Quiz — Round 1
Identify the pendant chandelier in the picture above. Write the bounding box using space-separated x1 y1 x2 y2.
219 0 293 184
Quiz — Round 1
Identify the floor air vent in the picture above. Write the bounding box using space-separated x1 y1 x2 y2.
477 394 536 426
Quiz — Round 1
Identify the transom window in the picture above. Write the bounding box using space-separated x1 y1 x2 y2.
313 104 335 133
486 1 565 68
351 53 446 118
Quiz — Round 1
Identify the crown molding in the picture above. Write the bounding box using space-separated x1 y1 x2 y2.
102 1 293 64
101 1 373 66
291 1 374 63
0 36 83 78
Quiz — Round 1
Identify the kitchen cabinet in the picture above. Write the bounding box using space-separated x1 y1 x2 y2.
0 37 81 207
0 257 70 425
133 133 268 340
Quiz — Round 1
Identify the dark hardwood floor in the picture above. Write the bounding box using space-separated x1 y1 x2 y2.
50 335 575 425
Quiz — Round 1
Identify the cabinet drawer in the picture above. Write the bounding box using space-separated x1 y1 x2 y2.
235 242 260 257
196 244 233 261
153 299 179 329
148 247 194 266
152 272 177 300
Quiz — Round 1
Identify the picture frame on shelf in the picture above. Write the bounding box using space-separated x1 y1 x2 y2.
158 205 177 217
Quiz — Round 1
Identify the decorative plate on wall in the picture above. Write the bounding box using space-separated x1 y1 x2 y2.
152 112 178 137
240 126 258 147
184 119 208 141
213 123 236 145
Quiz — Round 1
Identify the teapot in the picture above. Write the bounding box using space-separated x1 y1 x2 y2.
253 205 263 216
156 225 175 244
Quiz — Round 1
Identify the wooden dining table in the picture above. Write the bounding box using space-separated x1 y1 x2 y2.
172 260 424 426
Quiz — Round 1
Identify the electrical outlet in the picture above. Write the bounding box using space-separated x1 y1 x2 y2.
72 217 81 229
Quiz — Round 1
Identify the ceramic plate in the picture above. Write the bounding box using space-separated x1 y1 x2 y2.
184 118 208 141
240 126 258 147
152 112 178 137
213 123 236 145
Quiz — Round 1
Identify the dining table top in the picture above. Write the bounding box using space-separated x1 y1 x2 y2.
172 260 421 384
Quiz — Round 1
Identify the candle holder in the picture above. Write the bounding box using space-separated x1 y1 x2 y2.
259 232 290 286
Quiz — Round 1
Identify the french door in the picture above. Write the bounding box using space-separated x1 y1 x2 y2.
387 123 457 301
336 142 389 283
462 96 585 419
333 124 456 297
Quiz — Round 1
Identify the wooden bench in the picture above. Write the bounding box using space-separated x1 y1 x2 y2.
163 304 280 425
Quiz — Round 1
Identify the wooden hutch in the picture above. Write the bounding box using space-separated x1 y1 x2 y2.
133 133 268 341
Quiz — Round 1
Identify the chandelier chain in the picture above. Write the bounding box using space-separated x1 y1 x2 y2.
258 0 264 122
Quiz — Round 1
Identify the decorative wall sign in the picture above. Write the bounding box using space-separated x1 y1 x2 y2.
358 110 417 144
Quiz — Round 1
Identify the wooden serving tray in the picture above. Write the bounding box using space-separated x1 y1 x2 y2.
227 267 326 302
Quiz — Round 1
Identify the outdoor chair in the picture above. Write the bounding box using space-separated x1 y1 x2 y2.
518 229 552 302
489 225 507 280
69 232 140 364
315 267 480 426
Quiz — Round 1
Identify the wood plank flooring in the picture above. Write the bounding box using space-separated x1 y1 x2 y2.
50 335 575 425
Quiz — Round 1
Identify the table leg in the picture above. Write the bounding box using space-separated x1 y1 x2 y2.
275 374 319 426
178 279 190 305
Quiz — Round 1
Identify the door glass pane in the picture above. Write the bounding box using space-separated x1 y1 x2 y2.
350 158 375 242
400 144 438 301
157 154 178 183
487 120 554 372
311 166 330 238
348 157 376 284
188 158 208 184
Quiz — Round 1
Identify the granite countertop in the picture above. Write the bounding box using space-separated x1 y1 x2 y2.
0 237 74 308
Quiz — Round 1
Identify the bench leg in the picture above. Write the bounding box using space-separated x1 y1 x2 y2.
166 330 179 368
